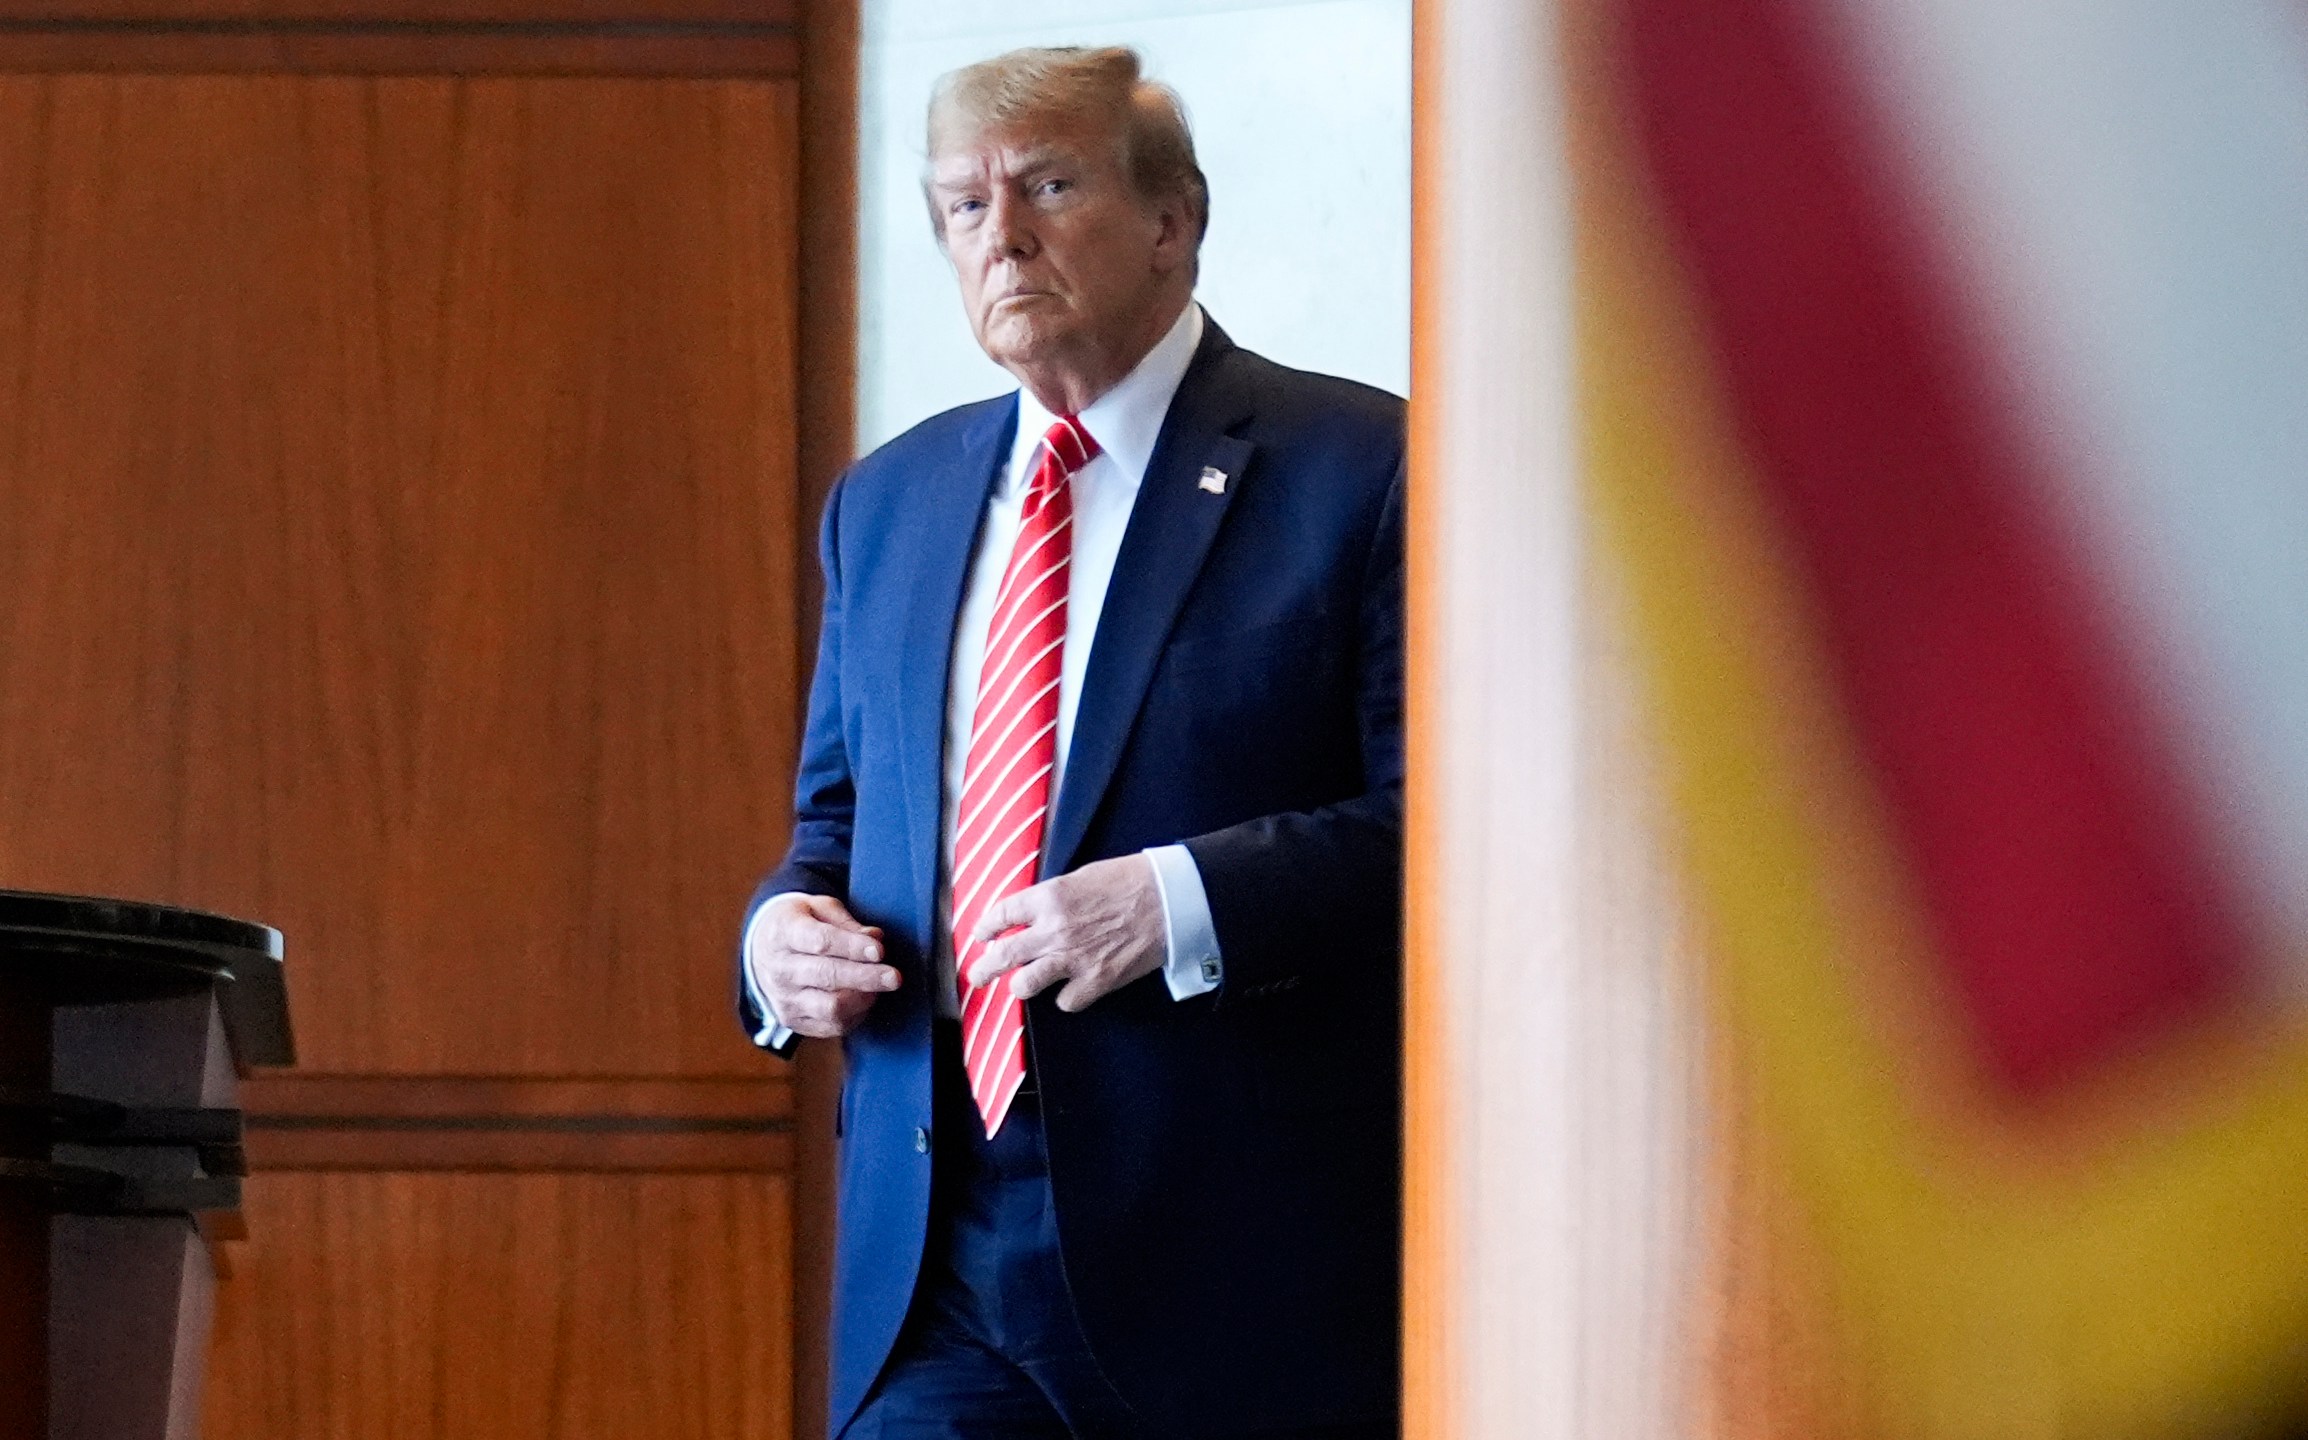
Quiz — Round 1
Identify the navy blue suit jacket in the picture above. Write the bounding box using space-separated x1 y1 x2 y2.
742 321 1405 1437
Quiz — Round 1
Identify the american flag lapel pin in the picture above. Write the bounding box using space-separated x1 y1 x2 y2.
1198 466 1228 495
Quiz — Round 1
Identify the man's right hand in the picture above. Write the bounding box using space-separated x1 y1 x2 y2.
746 893 898 1039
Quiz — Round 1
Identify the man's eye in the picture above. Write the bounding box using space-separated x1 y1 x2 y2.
1037 178 1072 197
951 198 985 217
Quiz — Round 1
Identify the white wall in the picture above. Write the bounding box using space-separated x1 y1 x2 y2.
856 0 1413 449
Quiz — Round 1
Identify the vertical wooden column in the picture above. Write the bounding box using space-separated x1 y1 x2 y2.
790 0 860 1433
1406 0 1709 1435
793 0 867 1430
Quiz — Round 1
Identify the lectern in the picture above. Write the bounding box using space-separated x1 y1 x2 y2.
0 890 292 1440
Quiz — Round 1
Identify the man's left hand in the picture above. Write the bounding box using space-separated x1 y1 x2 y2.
967 854 1166 1013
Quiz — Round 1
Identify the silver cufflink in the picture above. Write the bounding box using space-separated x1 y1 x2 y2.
1198 467 1227 495
1201 958 1221 982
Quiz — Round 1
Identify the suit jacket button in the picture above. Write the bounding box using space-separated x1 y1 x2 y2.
913 1126 931 1154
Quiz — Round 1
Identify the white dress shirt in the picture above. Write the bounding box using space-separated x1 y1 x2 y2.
748 301 1223 1046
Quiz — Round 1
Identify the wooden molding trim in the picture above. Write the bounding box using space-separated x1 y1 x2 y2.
240 1074 795 1173
0 19 798 76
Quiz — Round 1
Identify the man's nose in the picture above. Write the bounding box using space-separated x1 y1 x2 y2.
986 191 1037 260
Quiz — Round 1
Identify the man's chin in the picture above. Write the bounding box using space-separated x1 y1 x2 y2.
980 317 1076 374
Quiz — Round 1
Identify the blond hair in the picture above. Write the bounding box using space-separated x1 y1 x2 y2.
925 46 1210 252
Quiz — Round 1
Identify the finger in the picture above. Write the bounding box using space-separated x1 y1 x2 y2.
795 917 883 962
780 955 900 994
786 917 884 964
763 892 867 937
801 894 878 934
970 885 1045 945
966 938 1008 989
1053 970 1112 1014
1005 953 1074 1002
967 927 1045 988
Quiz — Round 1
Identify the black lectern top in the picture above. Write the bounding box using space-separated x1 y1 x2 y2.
0 889 293 1068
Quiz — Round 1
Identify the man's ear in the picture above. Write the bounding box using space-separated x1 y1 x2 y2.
1150 196 1195 273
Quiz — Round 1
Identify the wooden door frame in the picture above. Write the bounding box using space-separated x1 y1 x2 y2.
790 0 860 1433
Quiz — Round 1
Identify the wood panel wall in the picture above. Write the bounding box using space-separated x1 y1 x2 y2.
0 7 829 1433
207 1171 794 1437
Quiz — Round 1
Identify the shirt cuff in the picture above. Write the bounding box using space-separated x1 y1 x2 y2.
1144 844 1223 1000
743 896 802 1051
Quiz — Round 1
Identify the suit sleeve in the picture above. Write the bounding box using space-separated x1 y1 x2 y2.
735 476 857 1052
1181 456 1404 1002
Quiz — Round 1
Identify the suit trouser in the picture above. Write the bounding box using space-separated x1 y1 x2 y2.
841 1020 1153 1438
841 1023 1395 1440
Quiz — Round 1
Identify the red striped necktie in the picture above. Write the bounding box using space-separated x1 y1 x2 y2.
953 415 1100 1138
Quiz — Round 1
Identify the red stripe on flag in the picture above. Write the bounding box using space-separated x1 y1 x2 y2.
1613 0 2248 1092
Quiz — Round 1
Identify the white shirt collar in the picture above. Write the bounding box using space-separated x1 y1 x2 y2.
1008 301 1205 493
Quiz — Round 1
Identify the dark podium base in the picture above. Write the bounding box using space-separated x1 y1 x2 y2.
2 973 53 1440
1 1183 45 1440
0 891 291 1440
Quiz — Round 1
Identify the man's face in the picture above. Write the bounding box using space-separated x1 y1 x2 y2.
928 110 1187 379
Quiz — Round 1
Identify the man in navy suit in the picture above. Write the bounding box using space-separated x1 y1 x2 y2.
740 45 1402 1439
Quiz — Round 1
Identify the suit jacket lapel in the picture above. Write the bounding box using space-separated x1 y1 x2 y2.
1045 325 1256 877
896 396 1017 939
